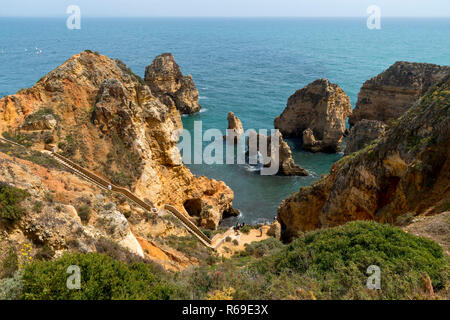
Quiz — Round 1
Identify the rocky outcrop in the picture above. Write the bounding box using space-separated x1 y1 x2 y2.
247 131 308 176
349 61 450 125
278 75 450 242
344 120 387 155
0 149 201 271
267 221 281 239
224 111 244 143
0 51 233 229
274 79 351 153
144 53 201 115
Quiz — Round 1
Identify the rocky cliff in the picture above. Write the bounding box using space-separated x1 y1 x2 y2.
0 51 233 229
344 119 387 155
144 53 201 115
274 79 351 153
0 147 200 271
349 61 450 125
278 75 450 242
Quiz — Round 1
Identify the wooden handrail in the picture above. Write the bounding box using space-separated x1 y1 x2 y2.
165 204 212 245
50 152 212 247
0 136 214 248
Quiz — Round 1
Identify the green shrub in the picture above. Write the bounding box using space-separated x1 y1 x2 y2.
2 131 33 147
0 183 29 222
77 205 91 223
1 248 19 279
20 253 178 300
33 201 43 213
442 202 450 212
240 237 283 258
185 221 448 300
58 134 78 157
251 221 448 299
0 270 23 300
232 239 239 246
34 246 54 261
202 229 212 238
241 225 252 234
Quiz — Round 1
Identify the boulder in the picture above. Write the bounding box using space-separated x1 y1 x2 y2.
21 114 57 131
349 61 450 125
274 79 351 153
145 53 201 114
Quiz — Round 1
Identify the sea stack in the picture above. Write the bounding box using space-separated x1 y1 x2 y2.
224 111 244 143
247 130 308 176
274 79 351 153
145 53 201 115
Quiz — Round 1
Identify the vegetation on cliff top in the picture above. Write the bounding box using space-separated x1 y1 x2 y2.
0 183 29 222
20 253 179 300
4 221 447 300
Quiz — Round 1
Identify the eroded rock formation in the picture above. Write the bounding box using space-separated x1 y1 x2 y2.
247 131 308 176
224 111 244 143
0 51 233 229
274 79 352 153
144 53 201 115
344 119 387 155
0 149 201 271
349 61 450 125
278 75 450 242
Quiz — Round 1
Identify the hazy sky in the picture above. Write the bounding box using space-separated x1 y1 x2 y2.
1 0 449 17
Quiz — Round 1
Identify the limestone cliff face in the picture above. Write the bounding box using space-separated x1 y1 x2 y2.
278 75 450 242
0 51 233 229
144 53 201 115
344 119 387 155
274 79 351 153
349 61 450 125
0 150 199 271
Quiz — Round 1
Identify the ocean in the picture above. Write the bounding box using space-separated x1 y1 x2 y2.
1 17 449 225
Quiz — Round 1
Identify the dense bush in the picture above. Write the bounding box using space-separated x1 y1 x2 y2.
249 221 448 299
33 201 43 213
76 205 91 223
0 270 23 300
0 183 29 222
184 221 448 300
240 237 284 258
20 253 180 300
0 248 19 279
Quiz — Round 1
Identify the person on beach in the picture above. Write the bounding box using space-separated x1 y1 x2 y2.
259 226 263 237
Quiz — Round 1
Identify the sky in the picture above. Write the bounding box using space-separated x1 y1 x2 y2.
0 0 449 17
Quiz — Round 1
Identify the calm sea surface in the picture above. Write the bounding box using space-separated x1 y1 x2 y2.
1 18 449 224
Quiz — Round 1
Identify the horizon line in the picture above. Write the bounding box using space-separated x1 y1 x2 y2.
1 15 449 19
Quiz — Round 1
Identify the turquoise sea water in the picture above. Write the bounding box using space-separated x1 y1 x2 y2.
1 18 449 225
